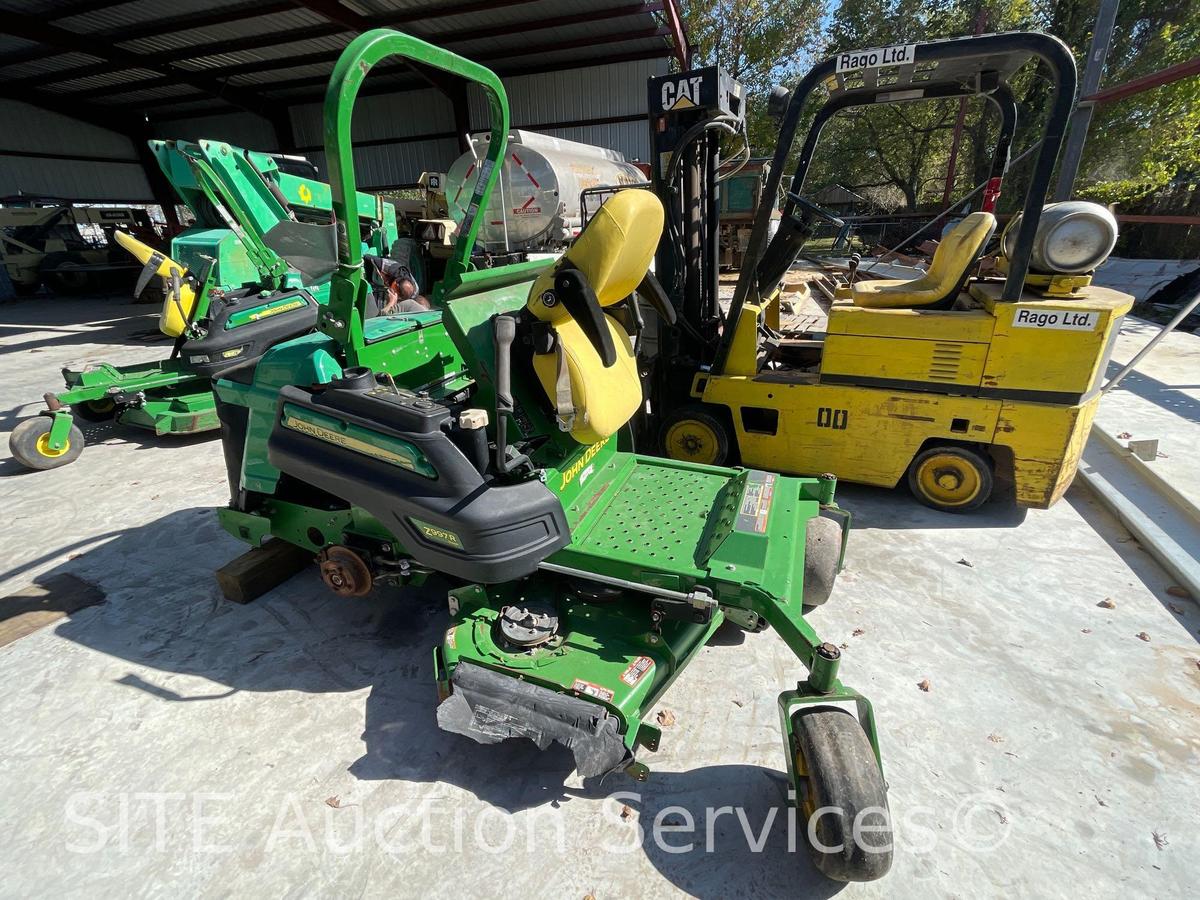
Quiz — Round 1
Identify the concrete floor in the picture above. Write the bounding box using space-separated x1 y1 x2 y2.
0 297 1198 899
1094 317 1200 509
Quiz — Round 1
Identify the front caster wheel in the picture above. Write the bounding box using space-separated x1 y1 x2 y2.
792 707 892 882
9 417 85 470
802 516 842 608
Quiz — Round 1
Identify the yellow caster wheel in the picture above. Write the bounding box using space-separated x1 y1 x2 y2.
9 417 85 471
659 404 730 466
907 445 993 512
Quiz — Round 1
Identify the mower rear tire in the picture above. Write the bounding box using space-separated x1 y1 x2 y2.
792 707 892 882
907 444 992 513
659 404 730 466
9 417 85 470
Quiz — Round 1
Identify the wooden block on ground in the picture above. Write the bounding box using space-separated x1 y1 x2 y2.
216 539 313 604
0 573 106 648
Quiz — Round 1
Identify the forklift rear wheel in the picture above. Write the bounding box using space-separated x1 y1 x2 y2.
9 417 85 470
72 398 117 422
660 405 730 466
907 445 992 513
792 707 892 882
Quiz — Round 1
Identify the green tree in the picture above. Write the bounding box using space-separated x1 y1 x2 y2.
680 0 831 153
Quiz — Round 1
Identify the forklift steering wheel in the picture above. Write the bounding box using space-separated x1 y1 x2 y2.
785 192 845 230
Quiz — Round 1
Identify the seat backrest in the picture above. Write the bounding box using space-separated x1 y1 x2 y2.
852 211 996 310
525 190 664 444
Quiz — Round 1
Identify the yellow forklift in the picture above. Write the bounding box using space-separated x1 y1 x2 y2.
648 32 1133 512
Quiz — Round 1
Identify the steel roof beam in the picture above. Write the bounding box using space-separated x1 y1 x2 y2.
1 23 348 91
64 2 667 101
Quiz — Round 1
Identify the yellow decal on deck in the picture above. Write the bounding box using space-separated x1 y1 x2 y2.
297 183 313 204
560 437 610 489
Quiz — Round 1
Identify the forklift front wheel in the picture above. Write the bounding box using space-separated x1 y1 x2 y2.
907 445 992 513
659 405 730 466
792 707 893 882
9 417 85 471
73 398 117 422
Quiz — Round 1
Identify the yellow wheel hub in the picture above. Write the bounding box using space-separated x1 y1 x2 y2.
665 419 720 465
916 453 981 507
35 433 70 458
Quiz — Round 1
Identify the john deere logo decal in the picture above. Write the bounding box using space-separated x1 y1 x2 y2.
560 437 610 488
297 183 313 204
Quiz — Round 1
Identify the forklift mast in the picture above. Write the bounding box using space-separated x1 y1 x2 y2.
647 67 745 402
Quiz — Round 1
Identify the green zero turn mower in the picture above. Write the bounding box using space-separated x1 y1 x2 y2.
8 139 401 470
213 30 893 882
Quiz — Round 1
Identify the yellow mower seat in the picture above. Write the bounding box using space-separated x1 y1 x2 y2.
526 190 664 444
849 211 996 310
113 230 196 337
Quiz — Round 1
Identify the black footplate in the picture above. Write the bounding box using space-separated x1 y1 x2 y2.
267 367 569 582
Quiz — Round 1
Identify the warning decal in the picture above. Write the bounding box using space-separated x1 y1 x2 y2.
620 656 655 687
735 471 776 534
571 679 615 703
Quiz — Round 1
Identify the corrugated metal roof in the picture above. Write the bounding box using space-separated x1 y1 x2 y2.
1 0 676 106
118 10 336 56
1 0 683 196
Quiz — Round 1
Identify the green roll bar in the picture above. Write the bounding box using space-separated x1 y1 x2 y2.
318 28 511 362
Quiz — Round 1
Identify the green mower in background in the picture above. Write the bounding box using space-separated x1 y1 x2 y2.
213 29 892 882
7 139 401 470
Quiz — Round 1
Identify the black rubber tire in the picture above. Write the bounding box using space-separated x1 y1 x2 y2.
907 444 993 513
802 516 842 607
41 252 92 294
9 417 85 470
793 707 893 882
658 403 731 466
72 398 118 422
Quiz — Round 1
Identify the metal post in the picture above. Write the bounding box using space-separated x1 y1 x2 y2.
1054 0 1120 200
941 7 987 210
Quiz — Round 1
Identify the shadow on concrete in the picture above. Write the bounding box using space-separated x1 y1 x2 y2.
835 481 1029 531
0 316 167 357
0 415 218 470
1066 484 1199 637
29 508 847 895
1104 359 1200 425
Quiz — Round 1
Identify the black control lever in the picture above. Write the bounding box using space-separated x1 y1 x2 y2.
636 270 677 325
492 314 529 475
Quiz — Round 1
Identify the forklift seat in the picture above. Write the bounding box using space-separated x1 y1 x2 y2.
847 212 996 310
525 190 665 444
